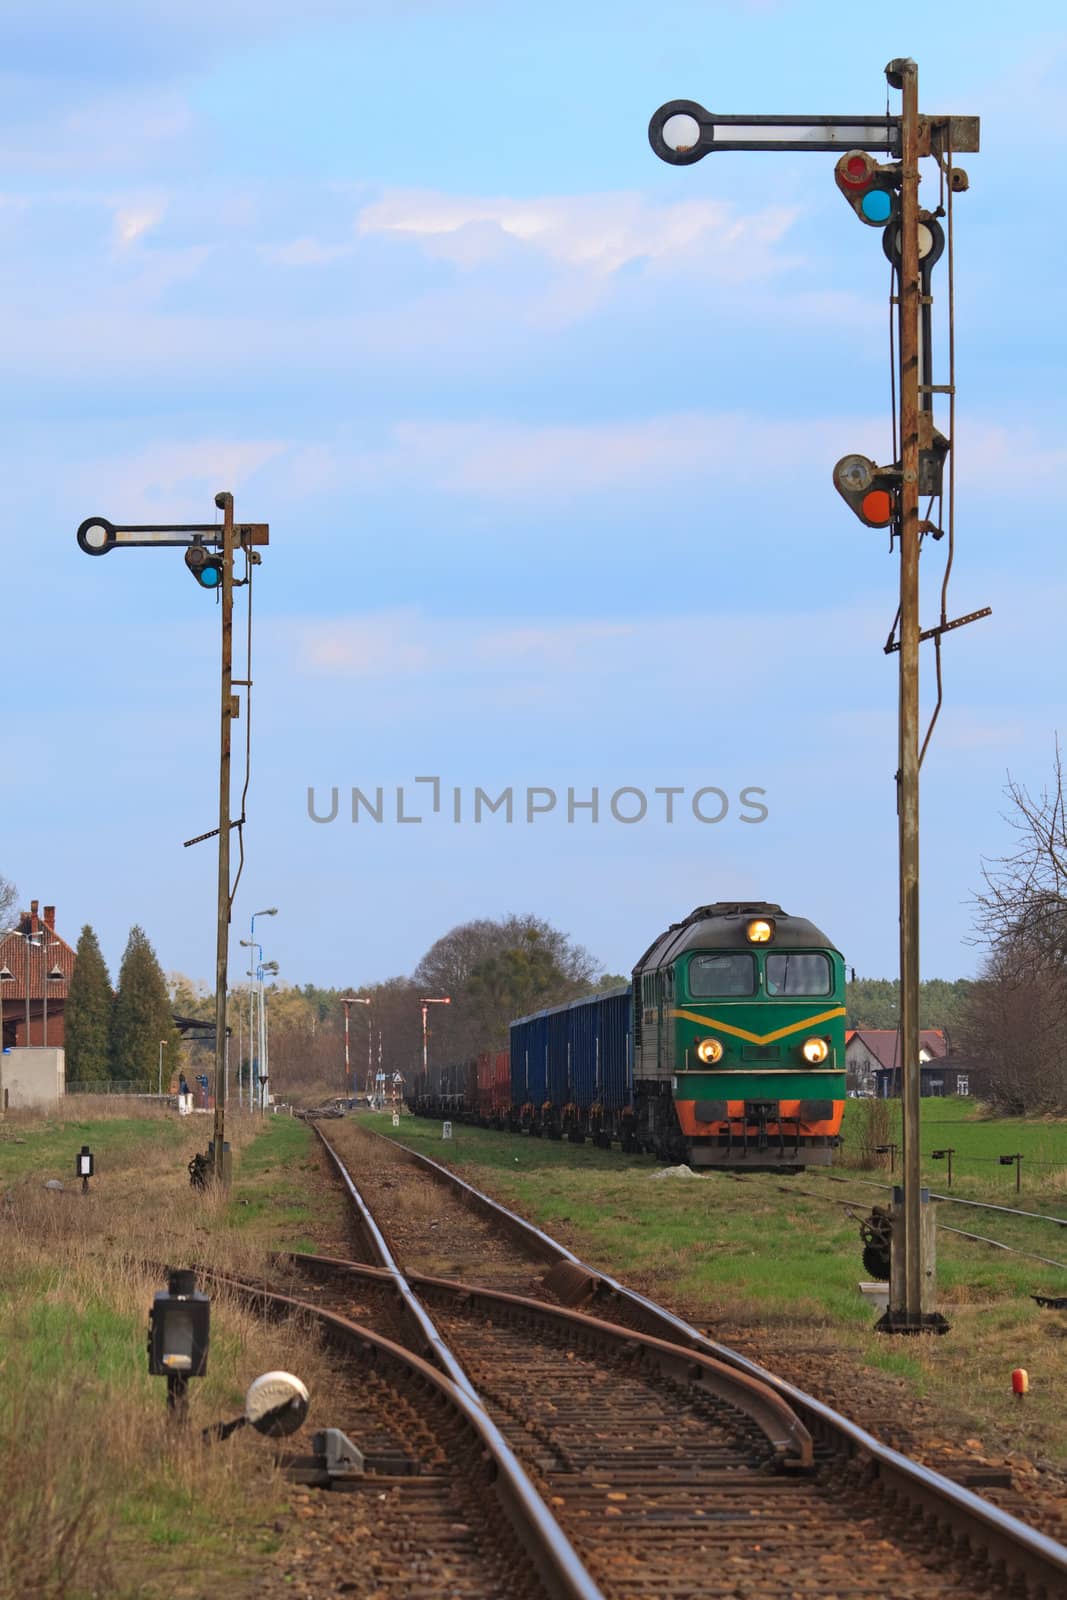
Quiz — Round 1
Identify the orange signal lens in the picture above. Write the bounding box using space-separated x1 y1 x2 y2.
861 489 893 526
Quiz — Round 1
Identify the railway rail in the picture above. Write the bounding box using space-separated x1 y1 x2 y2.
195 1268 601 1600
749 1171 1067 1274
294 1119 1067 1598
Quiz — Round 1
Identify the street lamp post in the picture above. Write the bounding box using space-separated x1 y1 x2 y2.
40 938 61 1048
6 929 44 1046
240 940 262 1108
256 960 279 1109
244 909 277 1110
158 1040 168 1097
420 997 451 1087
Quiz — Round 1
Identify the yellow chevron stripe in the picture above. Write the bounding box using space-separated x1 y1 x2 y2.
670 1005 847 1045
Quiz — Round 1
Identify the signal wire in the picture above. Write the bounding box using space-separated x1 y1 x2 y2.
229 540 254 913
918 134 958 769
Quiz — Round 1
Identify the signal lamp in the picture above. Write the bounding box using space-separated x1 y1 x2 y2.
834 149 899 227
832 454 897 528
883 216 945 270
801 1037 829 1064
745 919 774 944
185 544 223 589
696 1037 724 1065
148 1267 210 1420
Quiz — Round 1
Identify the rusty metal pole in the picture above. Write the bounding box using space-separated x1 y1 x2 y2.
211 490 235 1184
893 57 924 1325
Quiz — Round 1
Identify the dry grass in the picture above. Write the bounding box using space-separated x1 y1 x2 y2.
0 1111 335 1599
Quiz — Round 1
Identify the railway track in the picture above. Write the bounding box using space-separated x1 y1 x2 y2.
727 1169 1067 1273
289 1118 1067 1599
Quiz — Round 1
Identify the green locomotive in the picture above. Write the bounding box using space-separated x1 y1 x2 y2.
631 901 847 1167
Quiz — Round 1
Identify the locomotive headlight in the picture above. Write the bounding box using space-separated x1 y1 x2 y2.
801 1037 830 1064
745 919 774 944
696 1037 724 1064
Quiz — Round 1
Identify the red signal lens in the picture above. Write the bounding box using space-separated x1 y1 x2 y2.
861 489 894 526
836 150 874 190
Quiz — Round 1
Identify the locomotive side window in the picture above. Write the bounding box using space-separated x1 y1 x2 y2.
688 953 756 997
765 952 832 996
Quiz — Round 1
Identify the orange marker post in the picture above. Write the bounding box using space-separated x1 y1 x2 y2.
1011 1368 1029 1398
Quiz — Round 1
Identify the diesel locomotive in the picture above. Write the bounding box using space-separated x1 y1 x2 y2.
413 901 847 1171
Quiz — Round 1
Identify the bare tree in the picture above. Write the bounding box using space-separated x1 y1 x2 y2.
0 874 17 929
964 741 1067 1113
414 914 600 1062
974 738 1067 970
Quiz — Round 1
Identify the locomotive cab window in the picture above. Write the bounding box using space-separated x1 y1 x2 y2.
764 952 832 996
687 953 757 997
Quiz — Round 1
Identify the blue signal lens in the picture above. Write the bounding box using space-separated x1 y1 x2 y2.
199 565 222 588
860 189 893 224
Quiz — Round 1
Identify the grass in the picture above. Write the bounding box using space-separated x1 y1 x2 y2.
369 1109 1067 1467
0 1107 338 1599
840 1096 1067 1198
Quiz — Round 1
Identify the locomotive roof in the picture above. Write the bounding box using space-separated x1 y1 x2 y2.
633 901 840 974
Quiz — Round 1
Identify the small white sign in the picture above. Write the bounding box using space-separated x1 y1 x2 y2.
392 1112 400 1127
78 1156 92 1176
442 1120 453 1140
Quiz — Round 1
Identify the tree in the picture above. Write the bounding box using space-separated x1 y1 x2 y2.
414 914 599 1061
846 976 975 1033
64 925 114 1083
0 873 16 929
110 926 183 1087
973 739 1067 970
962 743 1067 1114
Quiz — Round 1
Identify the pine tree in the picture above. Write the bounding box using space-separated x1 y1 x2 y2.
110 926 183 1088
64 925 114 1083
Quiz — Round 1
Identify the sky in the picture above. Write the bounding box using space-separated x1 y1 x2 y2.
2 0 1064 991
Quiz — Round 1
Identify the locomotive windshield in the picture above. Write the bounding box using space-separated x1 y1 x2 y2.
688 953 757 997
765 952 832 996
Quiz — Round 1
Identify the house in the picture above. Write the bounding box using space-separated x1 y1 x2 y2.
0 901 76 1049
845 1027 969 1097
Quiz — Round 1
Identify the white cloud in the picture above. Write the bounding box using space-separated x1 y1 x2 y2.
285 604 875 686
326 412 879 499
73 439 290 520
357 189 797 278
113 200 167 248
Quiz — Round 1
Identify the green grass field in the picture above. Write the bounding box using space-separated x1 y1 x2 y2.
840 1095 1067 1195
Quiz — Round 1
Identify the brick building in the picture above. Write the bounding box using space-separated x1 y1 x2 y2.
0 901 76 1049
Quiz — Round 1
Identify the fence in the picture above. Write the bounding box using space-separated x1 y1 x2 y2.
65 1081 169 1098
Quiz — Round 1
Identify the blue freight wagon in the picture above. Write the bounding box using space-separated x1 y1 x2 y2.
510 987 634 1143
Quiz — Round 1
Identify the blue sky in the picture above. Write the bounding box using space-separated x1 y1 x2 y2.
2 1 1063 990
